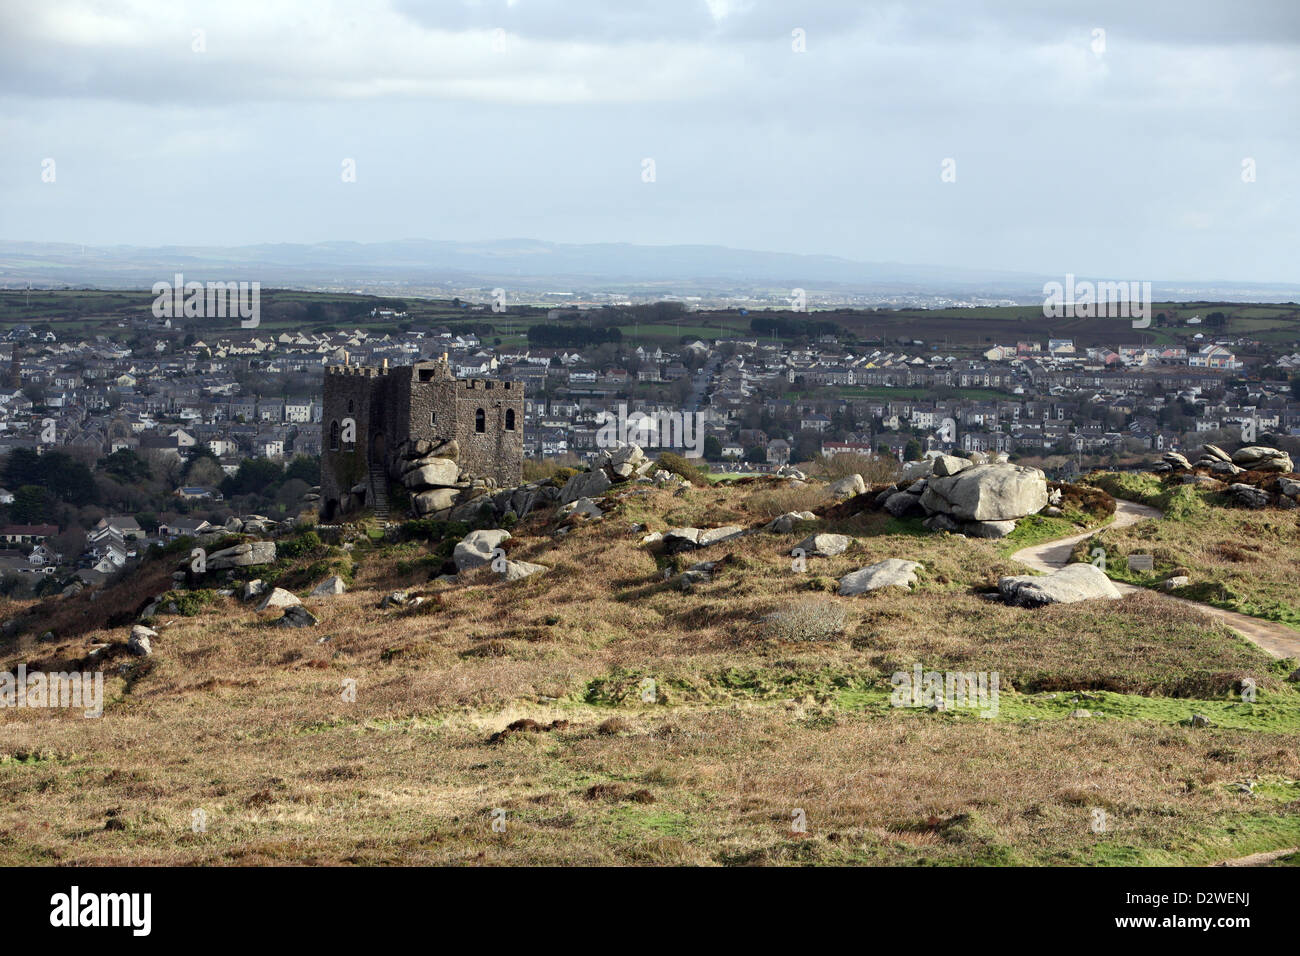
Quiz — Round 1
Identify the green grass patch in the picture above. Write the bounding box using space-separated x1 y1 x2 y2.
1085 471 1209 521
838 685 1300 732
157 589 216 616
1076 812 1300 866
996 508 1111 555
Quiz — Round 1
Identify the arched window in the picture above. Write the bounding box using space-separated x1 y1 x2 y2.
505 409 516 431
475 408 486 433
329 420 340 451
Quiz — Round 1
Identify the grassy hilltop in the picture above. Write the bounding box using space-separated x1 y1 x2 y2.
1 468 1298 866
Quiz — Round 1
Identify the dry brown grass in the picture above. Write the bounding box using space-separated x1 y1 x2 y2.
742 484 833 520
811 452 902 485
2 699 1296 866
0 478 1296 865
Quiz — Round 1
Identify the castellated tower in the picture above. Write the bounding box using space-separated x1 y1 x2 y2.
319 356 523 520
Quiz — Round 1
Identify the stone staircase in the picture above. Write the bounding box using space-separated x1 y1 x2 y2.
367 457 390 519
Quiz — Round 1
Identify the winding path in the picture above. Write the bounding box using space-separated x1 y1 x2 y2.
1010 499 1300 660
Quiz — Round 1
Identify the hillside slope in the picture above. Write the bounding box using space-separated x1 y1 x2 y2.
1 472 1298 866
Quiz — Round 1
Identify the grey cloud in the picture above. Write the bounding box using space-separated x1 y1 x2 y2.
0 0 1295 283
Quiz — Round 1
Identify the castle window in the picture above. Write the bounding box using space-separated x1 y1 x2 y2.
505 409 516 431
430 411 436 426
485 382 493 390
475 408 485 433
329 420 340 451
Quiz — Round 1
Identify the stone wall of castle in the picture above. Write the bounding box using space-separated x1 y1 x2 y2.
320 365 382 518
451 379 524 487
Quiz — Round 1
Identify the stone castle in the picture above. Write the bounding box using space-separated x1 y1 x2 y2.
320 356 524 519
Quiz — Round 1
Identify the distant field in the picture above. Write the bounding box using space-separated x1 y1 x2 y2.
1 291 1297 354
615 322 747 344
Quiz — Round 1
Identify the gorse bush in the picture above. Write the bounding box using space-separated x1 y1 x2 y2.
278 530 322 560
523 457 583 483
159 589 216 617
395 554 444 576
655 452 706 485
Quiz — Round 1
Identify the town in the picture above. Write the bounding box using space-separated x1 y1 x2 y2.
0 292 1296 598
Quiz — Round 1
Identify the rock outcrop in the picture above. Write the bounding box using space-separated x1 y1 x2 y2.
1227 483 1271 509
997 563 1122 606
203 541 276 571
500 560 548 582
764 511 815 534
277 606 319 628
1189 444 1294 479
453 529 511 572
1231 446 1293 471
793 533 851 557
883 490 926 518
662 525 744 554
310 575 347 597
384 437 531 519
558 442 657 506
400 458 459 489
412 488 459 515
931 455 971 477
559 469 612 504
828 474 867 499
837 559 923 595
558 497 603 519
962 519 1018 539
920 463 1049 522
128 624 156 656
256 588 302 611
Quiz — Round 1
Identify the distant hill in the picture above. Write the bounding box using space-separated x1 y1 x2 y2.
2 238 1297 304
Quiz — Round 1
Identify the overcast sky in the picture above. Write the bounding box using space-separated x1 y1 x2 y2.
2 0 1297 282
